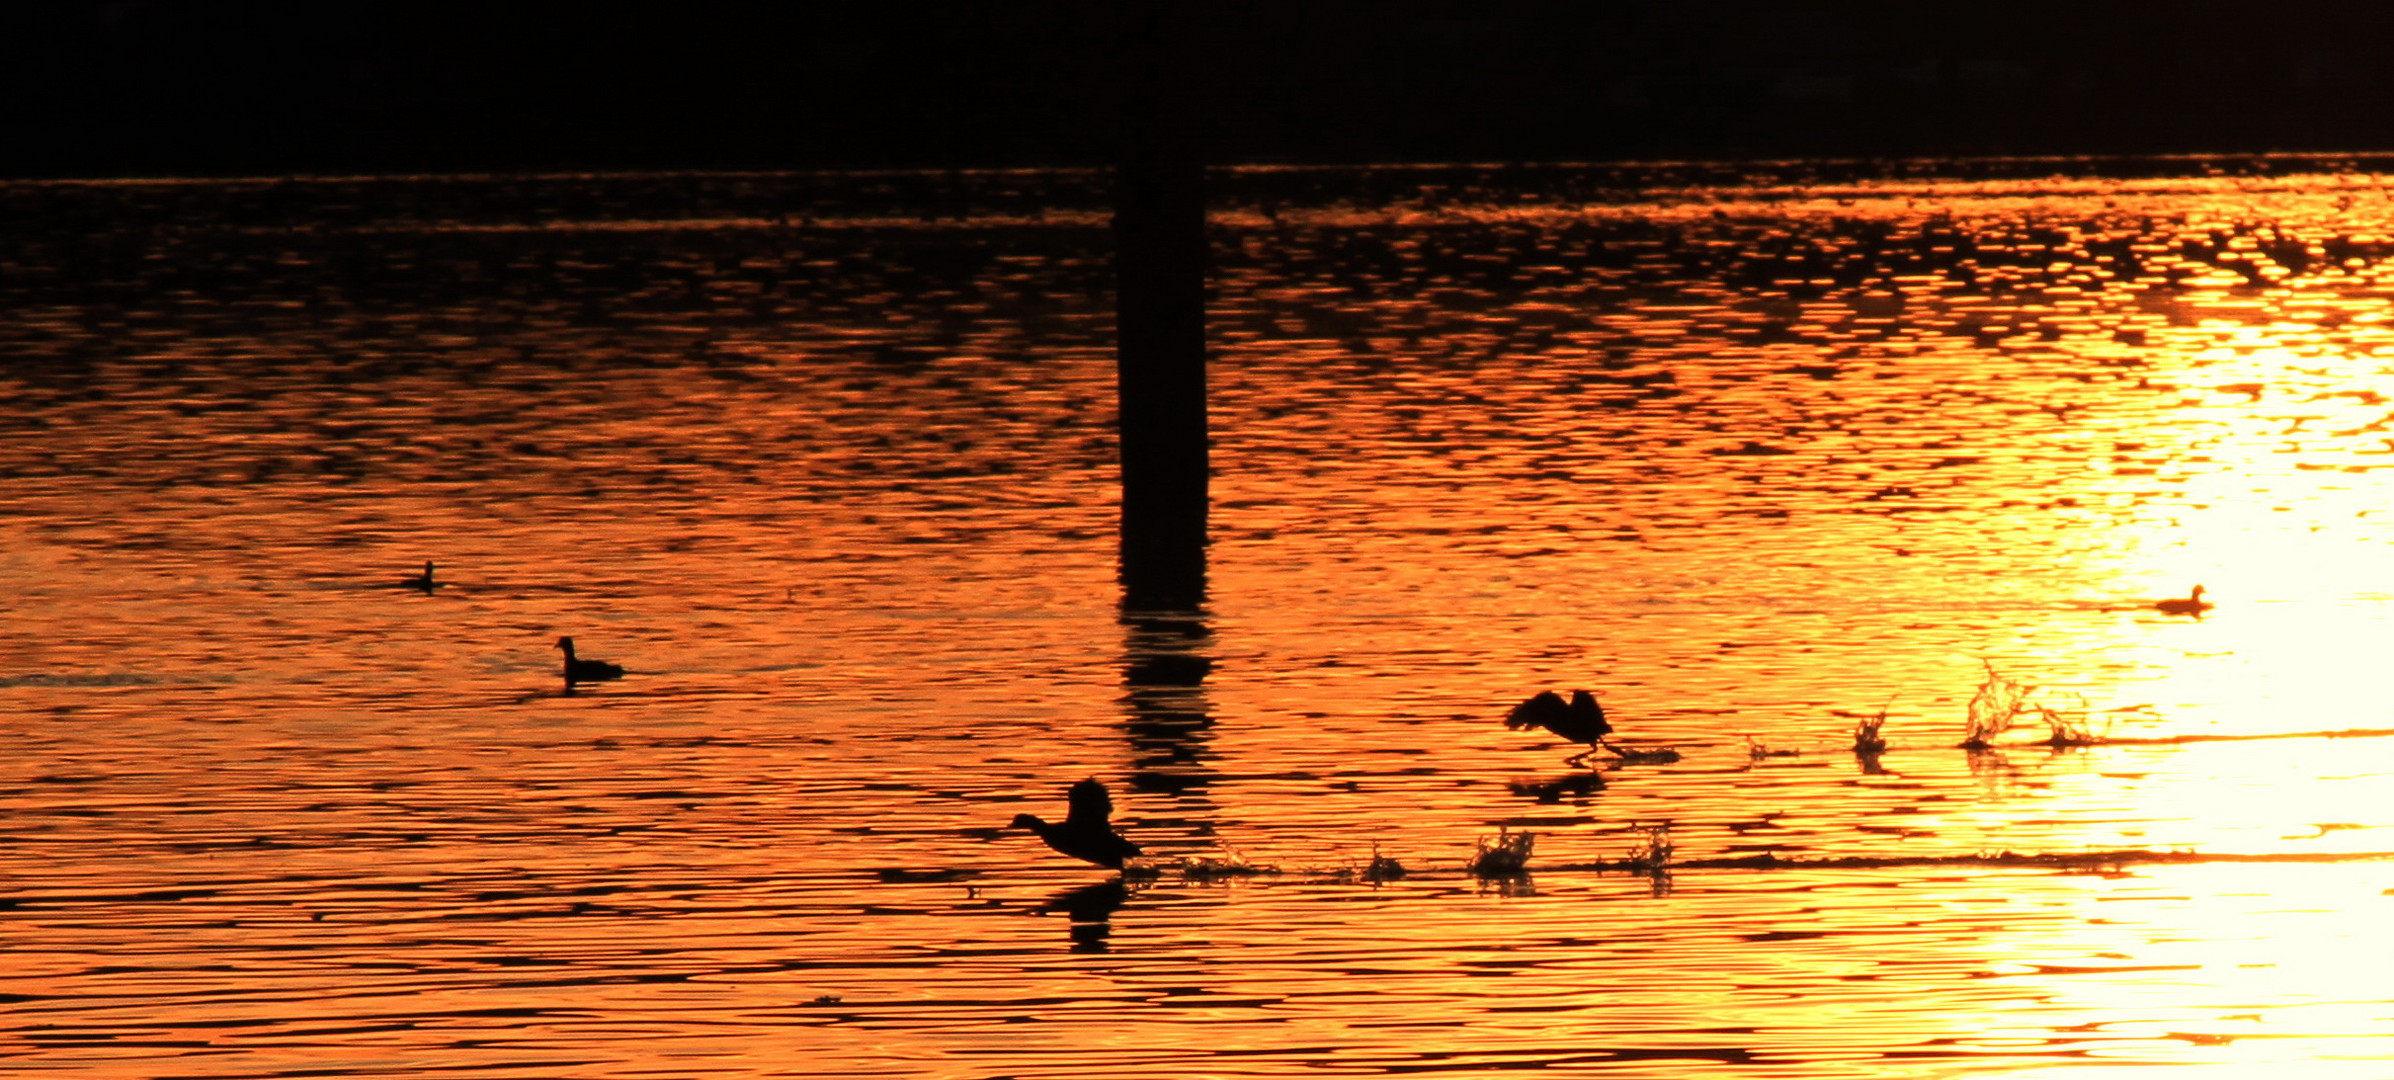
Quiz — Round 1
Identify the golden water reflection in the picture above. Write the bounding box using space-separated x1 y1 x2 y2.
4 162 2394 1076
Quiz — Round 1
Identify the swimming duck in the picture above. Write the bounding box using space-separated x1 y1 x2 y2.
2154 585 2212 616
555 636 625 683
398 560 436 592
1009 778 1141 870
1505 689 1613 765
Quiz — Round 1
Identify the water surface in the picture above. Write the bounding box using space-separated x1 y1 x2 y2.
5 158 2394 1077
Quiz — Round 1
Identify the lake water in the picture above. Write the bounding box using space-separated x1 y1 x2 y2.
6 157 2394 1077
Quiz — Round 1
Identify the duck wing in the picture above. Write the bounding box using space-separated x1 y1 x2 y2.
1567 690 1613 740
1505 690 1570 731
1064 777 1115 829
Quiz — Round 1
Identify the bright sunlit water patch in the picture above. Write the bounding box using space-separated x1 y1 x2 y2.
4 157 2394 1077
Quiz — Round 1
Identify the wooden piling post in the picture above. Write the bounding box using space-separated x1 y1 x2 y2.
1114 0 1207 610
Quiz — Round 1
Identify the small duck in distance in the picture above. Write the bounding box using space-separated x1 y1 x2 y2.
1009 778 1141 870
555 636 625 684
398 560 436 593
2154 585 2213 617
1505 688 1614 766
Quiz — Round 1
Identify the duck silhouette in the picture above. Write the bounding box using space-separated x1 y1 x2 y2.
1505 689 1613 765
555 636 625 683
1009 778 1141 870
2154 585 2212 616
398 560 436 593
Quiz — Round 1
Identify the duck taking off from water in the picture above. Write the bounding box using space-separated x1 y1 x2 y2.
555 636 625 683
2154 585 2212 616
1009 778 1142 870
1505 689 1613 766
399 560 436 593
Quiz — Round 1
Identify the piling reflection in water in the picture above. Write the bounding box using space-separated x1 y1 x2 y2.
5 160 2394 1077
1122 612 1215 767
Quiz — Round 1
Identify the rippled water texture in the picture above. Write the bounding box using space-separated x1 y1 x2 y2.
6 159 2394 1077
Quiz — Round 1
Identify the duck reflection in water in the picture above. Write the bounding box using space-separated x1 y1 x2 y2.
555 636 626 685
1504 689 1613 765
1009 778 1141 870
1039 880 1130 952
1508 771 1605 804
